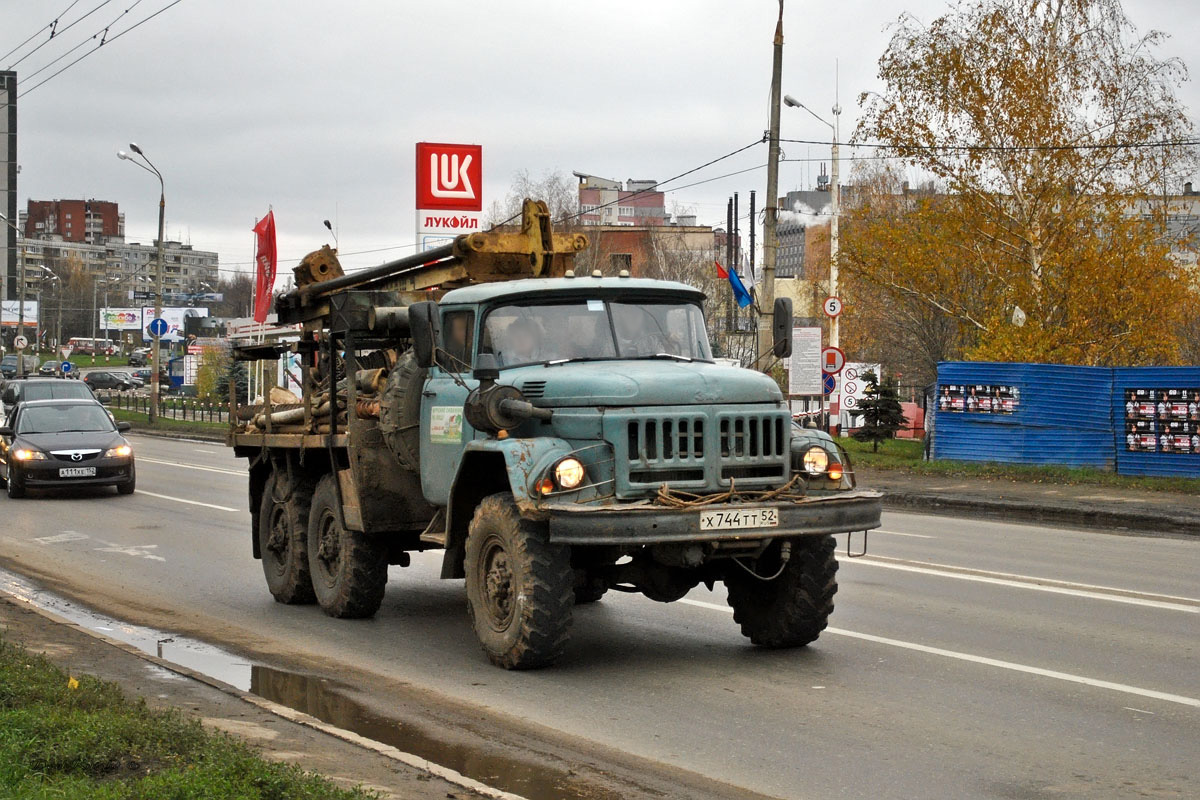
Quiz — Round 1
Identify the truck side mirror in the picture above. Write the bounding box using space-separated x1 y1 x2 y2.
772 297 793 359
409 301 441 369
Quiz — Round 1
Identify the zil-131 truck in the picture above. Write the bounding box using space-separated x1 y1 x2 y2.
227 200 881 669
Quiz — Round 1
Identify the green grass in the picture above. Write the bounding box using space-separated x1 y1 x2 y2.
840 436 1200 494
54 354 132 368
110 407 226 437
0 635 375 799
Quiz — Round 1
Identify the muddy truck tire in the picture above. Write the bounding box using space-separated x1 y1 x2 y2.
465 494 574 669
257 471 316 604
725 534 838 648
306 473 387 619
379 350 426 471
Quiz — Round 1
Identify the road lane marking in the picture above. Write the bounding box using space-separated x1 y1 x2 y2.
138 457 243 476
677 598 1200 709
35 531 89 544
95 541 165 562
135 490 239 513
869 529 935 539
840 557 1199 613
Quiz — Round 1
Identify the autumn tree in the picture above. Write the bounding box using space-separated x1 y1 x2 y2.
852 0 1197 366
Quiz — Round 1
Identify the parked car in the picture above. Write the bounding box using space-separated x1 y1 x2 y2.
0 398 135 497
111 370 144 389
0 355 40 379
83 371 134 391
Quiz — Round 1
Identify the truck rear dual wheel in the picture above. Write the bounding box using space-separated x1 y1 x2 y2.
725 534 838 648
307 473 387 619
257 472 316 605
465 494 574 669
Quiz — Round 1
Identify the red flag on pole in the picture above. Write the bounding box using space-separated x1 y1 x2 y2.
252 210 277 323
714 260 729 279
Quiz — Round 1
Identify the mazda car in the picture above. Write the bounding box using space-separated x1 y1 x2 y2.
0 398 135 498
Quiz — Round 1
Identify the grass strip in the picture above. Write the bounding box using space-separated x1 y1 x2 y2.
0 635 374 799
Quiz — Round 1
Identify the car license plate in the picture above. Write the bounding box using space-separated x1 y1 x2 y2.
58 467 96 478
699 507 779 531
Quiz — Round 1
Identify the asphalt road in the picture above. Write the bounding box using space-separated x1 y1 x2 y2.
1 433 1196 799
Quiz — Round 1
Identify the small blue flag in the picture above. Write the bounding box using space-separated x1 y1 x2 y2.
727 269 753 308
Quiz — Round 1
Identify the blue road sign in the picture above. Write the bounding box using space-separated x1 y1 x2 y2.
60 361 73 374
147 317 169 337
822 372 837 395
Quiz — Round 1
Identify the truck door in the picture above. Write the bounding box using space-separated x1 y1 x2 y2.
419 308 478 506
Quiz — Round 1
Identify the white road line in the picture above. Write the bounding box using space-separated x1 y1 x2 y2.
841 558 1199 613
677 598 1200 709
138 457 243 476
135 490 239 513
869 529 935 539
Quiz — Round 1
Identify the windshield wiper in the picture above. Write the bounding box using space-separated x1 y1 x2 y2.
644 353 693 362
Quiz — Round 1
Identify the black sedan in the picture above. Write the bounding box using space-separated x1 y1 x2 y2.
0 399 135 498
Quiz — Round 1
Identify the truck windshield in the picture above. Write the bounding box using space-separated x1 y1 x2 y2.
480 299 712 367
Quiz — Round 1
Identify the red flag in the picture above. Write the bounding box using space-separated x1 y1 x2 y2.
252 211 277 323
714 260 729 279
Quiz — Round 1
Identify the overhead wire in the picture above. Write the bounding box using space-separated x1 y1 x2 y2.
6 0 115 71
18 0 145 86
0 0 82 63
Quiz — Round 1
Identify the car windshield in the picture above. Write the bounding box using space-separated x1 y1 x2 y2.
17 403 115 434
479 299 712 367
22 383 91 402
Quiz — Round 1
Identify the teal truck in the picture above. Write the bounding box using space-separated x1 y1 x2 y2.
228 201 881 669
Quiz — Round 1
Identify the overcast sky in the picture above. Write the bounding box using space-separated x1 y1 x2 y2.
5 0 1198 278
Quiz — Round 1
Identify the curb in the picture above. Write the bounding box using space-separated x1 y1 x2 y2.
880 491 1200 537
124 425 225 444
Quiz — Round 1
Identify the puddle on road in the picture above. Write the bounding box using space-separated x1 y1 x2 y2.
0 566 622 800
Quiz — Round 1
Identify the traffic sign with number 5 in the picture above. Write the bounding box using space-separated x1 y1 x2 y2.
823 296 843 318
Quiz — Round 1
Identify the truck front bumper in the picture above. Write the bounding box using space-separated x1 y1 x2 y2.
544 490 882 545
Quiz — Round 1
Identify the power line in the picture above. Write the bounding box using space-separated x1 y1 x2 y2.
779 136 1200 153
18 1 145 85
0 0 82 63
6 1 115 71
17 0 185 99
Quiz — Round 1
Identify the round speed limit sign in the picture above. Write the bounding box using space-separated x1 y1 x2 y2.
823 296 843 318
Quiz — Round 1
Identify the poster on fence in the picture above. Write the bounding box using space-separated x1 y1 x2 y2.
937 384 1019 414
1122 388 1200 453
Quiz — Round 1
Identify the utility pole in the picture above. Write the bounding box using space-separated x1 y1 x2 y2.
758 0 785 370
829 75 842 358
749 190 757 280
725 197 734 340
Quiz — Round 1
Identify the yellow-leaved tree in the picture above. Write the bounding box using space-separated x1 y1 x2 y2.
848 0 1197 367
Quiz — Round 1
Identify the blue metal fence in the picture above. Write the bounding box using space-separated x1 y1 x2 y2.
933 362 1200 476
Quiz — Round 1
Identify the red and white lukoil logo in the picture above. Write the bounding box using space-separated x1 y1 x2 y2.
416 142 482 211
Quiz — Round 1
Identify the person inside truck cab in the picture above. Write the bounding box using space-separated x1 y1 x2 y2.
498 317 540 365
438 311 474 371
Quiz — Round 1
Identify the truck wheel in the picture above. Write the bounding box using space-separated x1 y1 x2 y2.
258 472 316 604
574 582 608 605
379 350 426 471
306 473 386 618
725 535 838 648
465 494 573 669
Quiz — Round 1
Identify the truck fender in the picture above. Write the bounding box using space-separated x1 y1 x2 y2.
440 437 577 579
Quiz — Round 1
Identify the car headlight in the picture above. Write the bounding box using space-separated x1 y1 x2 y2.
802 446 829 476
104 445 132 458
553 457 586 490
13 448 46 461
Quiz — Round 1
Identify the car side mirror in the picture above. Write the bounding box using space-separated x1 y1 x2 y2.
409 301 441 369
116 421 132 432
0 426 11 437
772 297 793 359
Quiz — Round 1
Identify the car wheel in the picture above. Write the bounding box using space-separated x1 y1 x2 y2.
117 466 136 495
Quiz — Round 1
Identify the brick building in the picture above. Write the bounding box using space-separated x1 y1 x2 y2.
24 199 123 244
575 173 668 226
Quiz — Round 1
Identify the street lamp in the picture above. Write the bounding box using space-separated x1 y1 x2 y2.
784 92 842 430
118 143 166 423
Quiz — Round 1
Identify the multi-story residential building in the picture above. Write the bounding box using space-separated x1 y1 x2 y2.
575 173 668 226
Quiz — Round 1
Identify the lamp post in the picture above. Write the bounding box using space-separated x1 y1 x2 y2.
118 144 166 423
784 92 842 429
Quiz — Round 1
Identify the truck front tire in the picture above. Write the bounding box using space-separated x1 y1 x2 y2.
465 494 574 669
257 472 316 604
725 535 838 648
306 473 387 618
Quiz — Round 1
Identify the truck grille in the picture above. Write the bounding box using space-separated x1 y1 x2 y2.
616 409 788 493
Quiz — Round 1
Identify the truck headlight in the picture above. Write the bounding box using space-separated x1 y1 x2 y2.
553 457 586 490
104 445 132 458
802 446 829 475
13 448 46 461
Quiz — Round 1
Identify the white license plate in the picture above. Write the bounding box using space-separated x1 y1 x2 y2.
699 507 779 531
58 467 96 478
